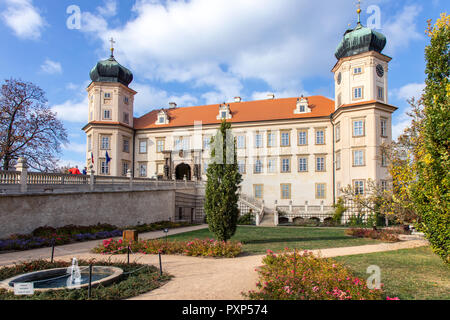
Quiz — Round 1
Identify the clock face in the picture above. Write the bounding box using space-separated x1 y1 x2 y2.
337 72 342 85
376 64 384 78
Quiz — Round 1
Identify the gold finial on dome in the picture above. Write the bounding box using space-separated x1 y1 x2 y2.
356 0 362 24
109 37 116 57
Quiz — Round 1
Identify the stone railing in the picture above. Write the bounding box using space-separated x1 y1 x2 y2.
0 158 201 194
238 194 265 226
274 201 334 224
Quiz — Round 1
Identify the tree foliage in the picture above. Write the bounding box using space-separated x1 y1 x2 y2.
410 14 450 263
204 120 242 242
0 78 68 171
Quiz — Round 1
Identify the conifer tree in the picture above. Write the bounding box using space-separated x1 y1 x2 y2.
204 120 242 242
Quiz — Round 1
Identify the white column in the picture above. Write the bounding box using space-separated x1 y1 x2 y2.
15 158 28 193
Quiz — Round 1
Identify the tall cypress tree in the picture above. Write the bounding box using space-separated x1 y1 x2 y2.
204 120 242 242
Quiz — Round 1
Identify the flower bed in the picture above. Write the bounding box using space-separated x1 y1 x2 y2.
92 238 243 258
244 249 392 300
0 221 194 252
345 228 400 242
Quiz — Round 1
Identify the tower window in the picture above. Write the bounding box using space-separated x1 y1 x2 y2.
139 140 147 153
100 159 109 175
381 119 387 137
124 96 129 104
353 87 363 100
104 93 111 98
335 124 341 142
123 139 130 153
122 162 129 176
353 120 365 137
123 112 129 124
353 67 363 74
103 109 111 120
139 163 147 177
100 136 110 150
88 135 92 152
377 86 384 100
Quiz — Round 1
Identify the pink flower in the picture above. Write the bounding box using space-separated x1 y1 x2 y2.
386 296 400 300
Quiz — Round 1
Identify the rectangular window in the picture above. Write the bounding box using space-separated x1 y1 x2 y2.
203 136 211 150
139 140 147 154
104 92 111 98
123 139 130 153
255 133 263 148
298 157 308 172
377 86 384 100
174 138 182 151
254 185 263 199
238 159 246 174
281 184 291 200
381 180 388 192
254 159 263 174
124 96 129 104
267 132 276 147
103 109 111 120
100 159 109 175
139 163 147 177
101 136 110 150
122 162 129 176
123 112 129 124
267 158 276 173
315 130 325 145
335 124 341 142
281 158 291 173
353 150 365 166
353 87 363 100
156 139 165 153
236 135 246 149
381 151 388 167
316 183 326 199
221 111 227 119
316 156 325 172
353 120 365 137
87 135 92 152
159 116 165 124
281 132 290 147
354 180 365 195
353 67 363 74
336 152 341 170
381 119 387 137
337 182 341 197
298 130 308 145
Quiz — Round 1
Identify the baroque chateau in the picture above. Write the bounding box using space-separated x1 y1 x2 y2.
83 17 396 209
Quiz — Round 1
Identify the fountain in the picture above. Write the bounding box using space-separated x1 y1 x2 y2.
0 258 123 292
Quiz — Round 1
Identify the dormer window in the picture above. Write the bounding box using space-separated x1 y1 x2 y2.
217 104 232 120
294 96 310 114
156 110 169 125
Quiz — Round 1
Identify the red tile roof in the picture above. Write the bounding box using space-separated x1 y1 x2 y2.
134 95 335 130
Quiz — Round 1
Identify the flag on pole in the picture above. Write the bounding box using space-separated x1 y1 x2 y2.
105 151 111 164
91 152 94 165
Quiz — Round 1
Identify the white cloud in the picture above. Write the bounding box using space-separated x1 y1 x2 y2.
79 0 355 103
97 0 117 17
56 159 86 170
51 97 88 123
1 0 45 40
133 83 199 115
40 59 62 74
392 82 425 101
383 5 423 54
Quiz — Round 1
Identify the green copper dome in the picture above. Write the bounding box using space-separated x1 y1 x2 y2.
335 22 387 60
89 55 133 87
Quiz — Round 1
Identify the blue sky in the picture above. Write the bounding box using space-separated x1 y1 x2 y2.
0 0 447 168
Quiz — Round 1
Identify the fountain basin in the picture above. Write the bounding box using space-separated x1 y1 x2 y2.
0 266 123 292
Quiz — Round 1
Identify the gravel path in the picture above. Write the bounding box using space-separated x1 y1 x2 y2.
0 228 428 300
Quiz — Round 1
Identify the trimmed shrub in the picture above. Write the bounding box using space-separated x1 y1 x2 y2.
244 249 387 300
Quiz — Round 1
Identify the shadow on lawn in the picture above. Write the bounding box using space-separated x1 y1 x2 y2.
240 236 352 244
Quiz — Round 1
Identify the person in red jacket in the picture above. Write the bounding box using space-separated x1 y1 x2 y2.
69 166 81 175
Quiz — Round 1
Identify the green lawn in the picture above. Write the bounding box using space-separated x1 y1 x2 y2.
334 246 450 300
167 226 380 254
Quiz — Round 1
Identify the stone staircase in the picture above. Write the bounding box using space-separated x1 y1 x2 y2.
259 210 275 227
239 194 276 227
